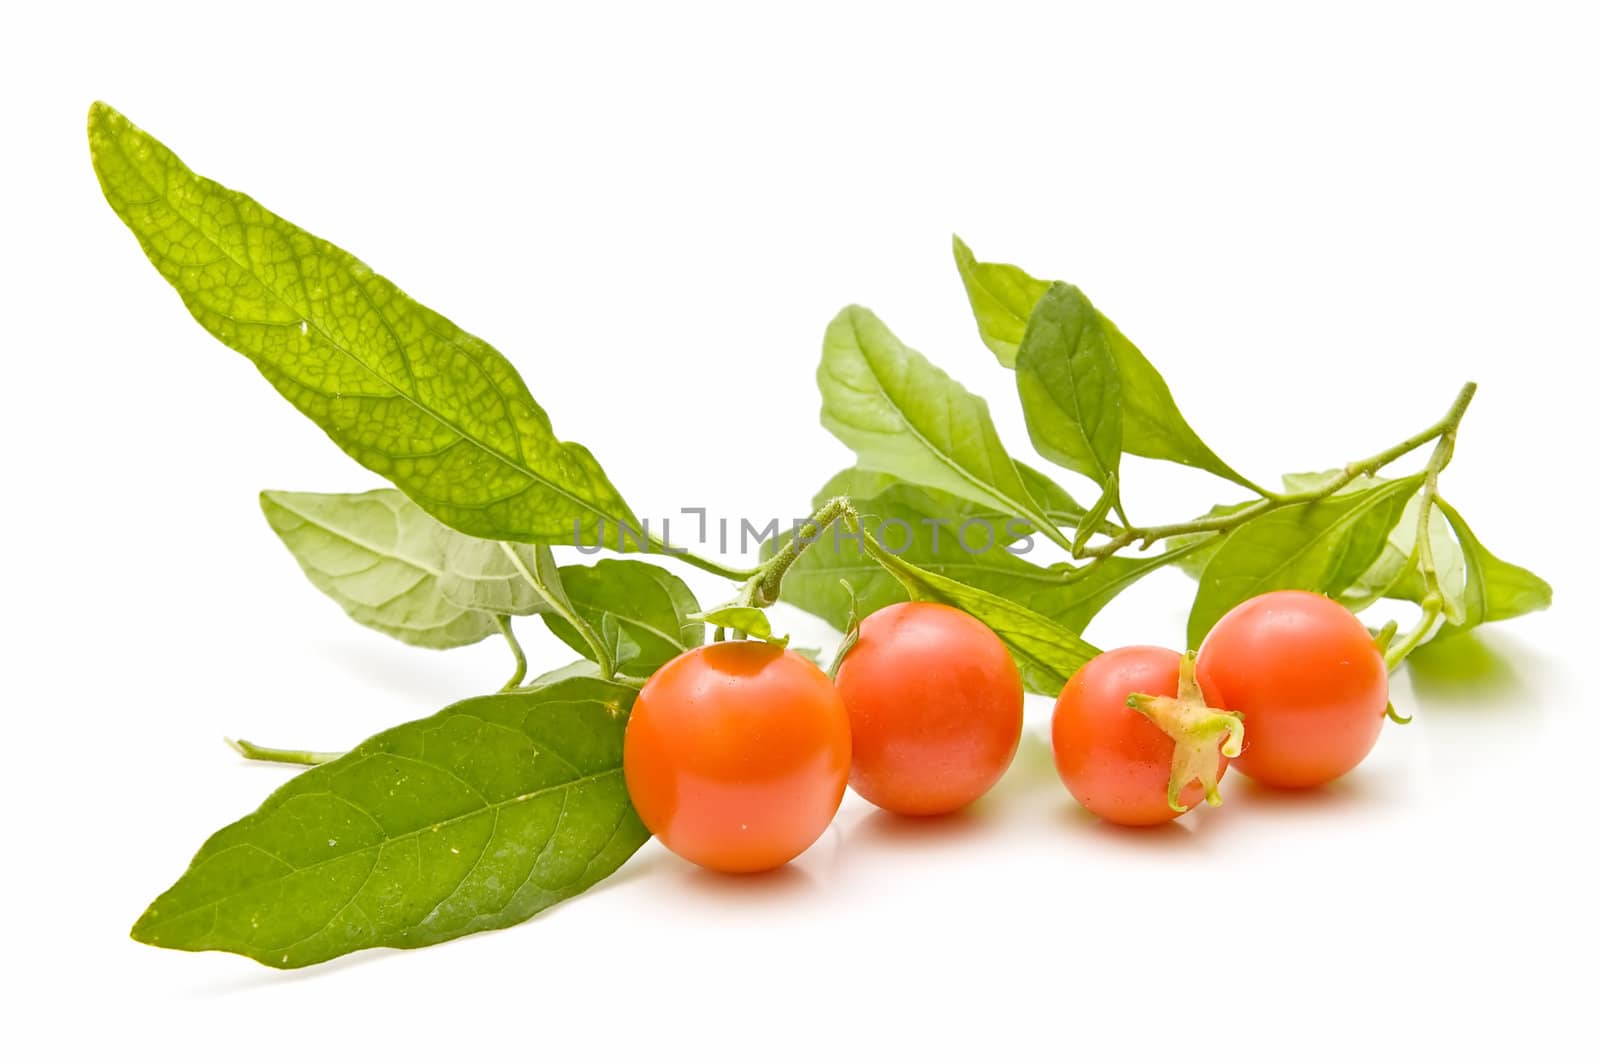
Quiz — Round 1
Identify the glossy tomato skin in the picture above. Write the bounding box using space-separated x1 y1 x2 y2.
833 601 1024 816
1195 590 1387 788
1051 646 1228 826
623 642 850 873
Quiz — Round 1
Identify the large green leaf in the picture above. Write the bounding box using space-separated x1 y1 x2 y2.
1433 500 1552 637
1013 283 1123 496
951 234 1050 366
544 560 703 677
817 306 1073 551
260 489 498 649
1186 475 1423 646
89 103 636 547
131 674 646 969
956 240 1256 489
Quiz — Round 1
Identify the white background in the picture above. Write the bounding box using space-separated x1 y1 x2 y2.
4 2 1596 1059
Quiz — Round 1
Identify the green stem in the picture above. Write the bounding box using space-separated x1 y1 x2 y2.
1385 599 1443 670
1076 382 1478 559
645 534 762 582
227 738 340 766
1382 403 1464 671
747 497 858 607
825 579 864 681
499 542 615 680
493 614 528 690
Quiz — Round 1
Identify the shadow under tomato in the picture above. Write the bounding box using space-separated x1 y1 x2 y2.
1051 800 1201 848
1215 771 1389 818
668 861 821 903
847 804 994 850
622 834 830 903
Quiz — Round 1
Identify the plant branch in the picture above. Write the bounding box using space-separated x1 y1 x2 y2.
645 534 763 582
1381 429 1463 670
226 738 340 767
1075 382 1478 559
748 497 858 607
493 614 528 690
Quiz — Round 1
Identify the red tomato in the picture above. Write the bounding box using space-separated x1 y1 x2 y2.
623 641 851 873
833 601 1024 816
1196 590 1388 788
1051 646 1240 827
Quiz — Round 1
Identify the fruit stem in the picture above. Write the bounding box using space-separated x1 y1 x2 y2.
1125 652 1244 813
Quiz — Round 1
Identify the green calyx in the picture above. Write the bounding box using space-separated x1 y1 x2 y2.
1126 652 1245 813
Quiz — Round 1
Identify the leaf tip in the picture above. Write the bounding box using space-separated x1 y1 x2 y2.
128 905 160 947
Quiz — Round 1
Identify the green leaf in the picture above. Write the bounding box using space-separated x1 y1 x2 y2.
691 606 785 645
259 489 498 649
861 537 1100 695
1107 312 1256 488
1013 283 1123 496
951 234 1050 366
957 240 1257 489
1186 475 1423 646
89 103 636 547
446 541 568 617
817 306 1073 551
1434 500 1553 636
543 560 703 678
438 537 564 617
1276 472 1472 619
130 673 647 969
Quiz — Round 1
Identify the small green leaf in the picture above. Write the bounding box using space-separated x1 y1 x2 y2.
691 606 785 644
1072 481 1120 557
1014 283 1124 496
89 103 636 547
1433 500 1552 636
543 560 703 677
817 306 1073 551
130 673 647 969
1186 475 1423 647
1107 309 1257 489
957 240 1256 489
259 489 498 649
951 234 1051 366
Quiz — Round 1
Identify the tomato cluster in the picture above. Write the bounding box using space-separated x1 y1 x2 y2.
624 590 1391 871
